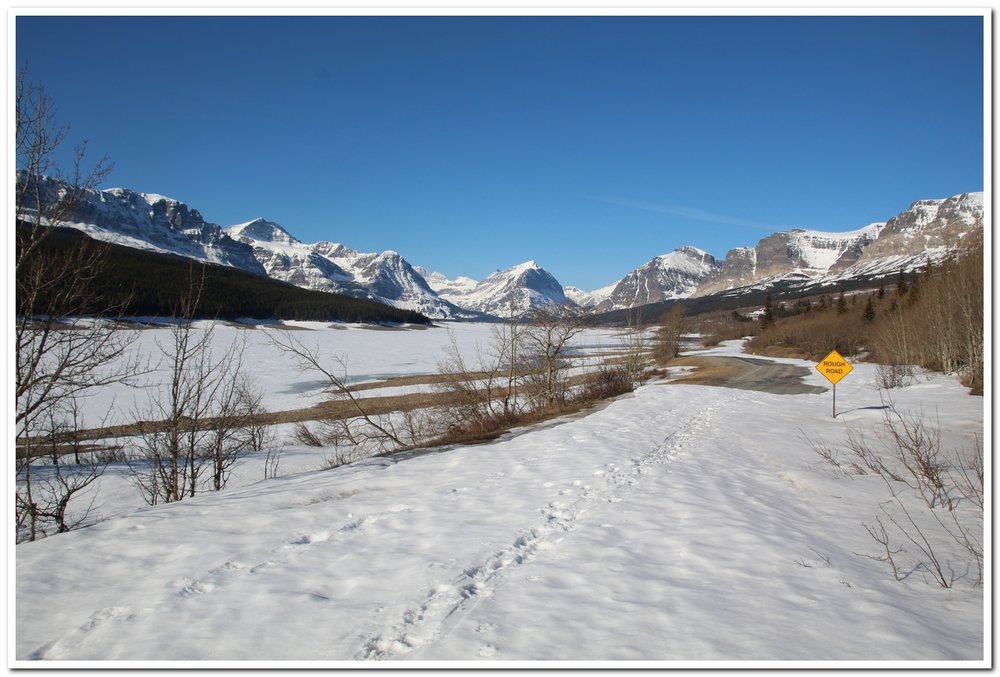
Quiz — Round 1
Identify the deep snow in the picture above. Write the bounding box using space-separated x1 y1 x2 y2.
12 325 988 667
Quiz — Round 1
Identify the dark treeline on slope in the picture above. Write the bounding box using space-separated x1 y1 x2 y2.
591 271 904 327
16 225 432 325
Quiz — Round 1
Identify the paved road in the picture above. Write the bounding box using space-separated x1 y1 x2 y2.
667 355 828 395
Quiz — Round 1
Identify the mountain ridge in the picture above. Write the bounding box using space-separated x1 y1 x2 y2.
25 173 983 319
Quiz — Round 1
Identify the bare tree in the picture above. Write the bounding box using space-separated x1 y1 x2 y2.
268 330 411 458
493 301 527 420
618 308 653 385
653 306 688 365
15 70 144 542
15 397 115 542
521 304 586 409
435 330 500 438
128 271 257 503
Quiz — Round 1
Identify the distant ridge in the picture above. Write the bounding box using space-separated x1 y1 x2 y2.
28 172 983 319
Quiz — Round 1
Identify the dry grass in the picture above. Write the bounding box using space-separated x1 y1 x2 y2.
664 357 742 385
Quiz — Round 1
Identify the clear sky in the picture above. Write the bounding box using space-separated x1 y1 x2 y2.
15 13 986 291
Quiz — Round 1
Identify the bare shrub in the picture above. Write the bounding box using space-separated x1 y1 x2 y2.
268 330 409 456
435 329 512 439
875 486 956 588
803 428 901 480
577 364 634 402
859 516 905 581
652 307 688 365
950 435 983 510
16 397 111 542
618 309 653 384
292 421 325 447
869 240 983 394
127 274 265 502
877 406 951 510
820 413 984 588
696 310 752 347
873 362 914 390
747 304 868 360
843 428 904 481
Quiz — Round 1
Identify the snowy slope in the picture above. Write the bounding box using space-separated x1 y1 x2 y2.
695 224 884 296
563 284 612 308
13 327 985 665
594 246 719 312
20 174 265 274
27 173 983 314
826 192 985 281
434 260 571 316
694 192 983 297
226 220 471 320
416 267 480 298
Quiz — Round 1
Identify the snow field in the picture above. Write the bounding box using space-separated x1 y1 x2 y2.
13 331 986 665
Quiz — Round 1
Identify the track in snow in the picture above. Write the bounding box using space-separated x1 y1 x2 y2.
353 392 745 660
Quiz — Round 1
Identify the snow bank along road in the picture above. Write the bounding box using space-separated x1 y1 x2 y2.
15 345 984 664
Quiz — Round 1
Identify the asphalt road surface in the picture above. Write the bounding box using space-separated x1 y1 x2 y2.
667 355 829 395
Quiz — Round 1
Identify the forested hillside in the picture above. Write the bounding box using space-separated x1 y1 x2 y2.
16 225 432 325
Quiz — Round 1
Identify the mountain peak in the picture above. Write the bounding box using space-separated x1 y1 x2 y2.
510 259 539 272
227 218 299 245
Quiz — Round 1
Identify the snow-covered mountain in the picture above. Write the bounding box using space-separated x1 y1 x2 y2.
827 192 985 280
414 268 479 299
429 261 571 317
692 192 983 297
693 224 884 297
30 173 982 318
589 247 719 312
20 174 265 274
226 220 473 320
563 284 614 308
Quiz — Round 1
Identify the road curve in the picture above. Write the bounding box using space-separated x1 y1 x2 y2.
665 355 828 395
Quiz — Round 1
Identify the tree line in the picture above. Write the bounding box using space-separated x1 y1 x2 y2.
16 224 431 325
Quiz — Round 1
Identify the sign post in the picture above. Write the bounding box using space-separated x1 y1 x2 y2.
815 349 854 418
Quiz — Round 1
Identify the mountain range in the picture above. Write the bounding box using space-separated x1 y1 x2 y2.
33 174 984 320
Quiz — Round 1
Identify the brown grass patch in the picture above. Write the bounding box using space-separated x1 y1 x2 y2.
665 357 742 385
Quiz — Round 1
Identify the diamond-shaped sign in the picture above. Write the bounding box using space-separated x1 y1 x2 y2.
816 349 853 385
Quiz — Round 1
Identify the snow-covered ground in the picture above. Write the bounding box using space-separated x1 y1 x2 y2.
12 327 988 667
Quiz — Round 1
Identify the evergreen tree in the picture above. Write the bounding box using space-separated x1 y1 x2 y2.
895 268 908 296
863 296 876 323
836 290 848 314
760 293 775 329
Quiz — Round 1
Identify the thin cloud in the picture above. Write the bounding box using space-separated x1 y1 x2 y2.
592 195 792 232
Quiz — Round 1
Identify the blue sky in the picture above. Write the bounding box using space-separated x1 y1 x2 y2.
15 14 985 290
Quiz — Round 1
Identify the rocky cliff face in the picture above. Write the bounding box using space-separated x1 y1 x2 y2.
33 172 982 317
226 219 364 296
694 226 885 296
693 192 983 297
836 192 984 278
226 221 471 319
593 247 718 312
24 175 266 274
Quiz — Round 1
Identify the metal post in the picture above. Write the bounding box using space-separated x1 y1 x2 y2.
832 383 837 419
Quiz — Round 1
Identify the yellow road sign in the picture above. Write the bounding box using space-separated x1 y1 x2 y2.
816 349 853 385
